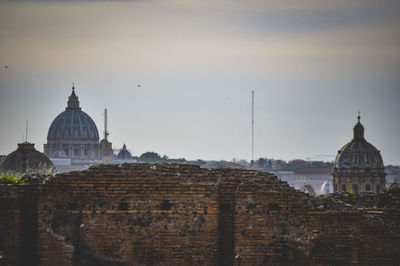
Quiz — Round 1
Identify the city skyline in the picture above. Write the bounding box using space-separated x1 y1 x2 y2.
1 0 399 164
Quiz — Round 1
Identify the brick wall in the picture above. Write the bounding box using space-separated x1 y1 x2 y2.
1 163 399 265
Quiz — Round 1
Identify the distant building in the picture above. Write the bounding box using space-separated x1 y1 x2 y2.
100 108 115 163
332 115 386 194
0 142 55 175
100 138 115 163
270 167 332 194
113 144 135 164
385 165 400 187
292 167 333 193
263 159 333 194
269 170 295 184
44 85 116 171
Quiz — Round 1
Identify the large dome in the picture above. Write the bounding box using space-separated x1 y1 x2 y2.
335 117 383 169
47 86 99 140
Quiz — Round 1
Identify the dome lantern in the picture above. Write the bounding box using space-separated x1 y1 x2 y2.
66 84 81 110
353 113 364 140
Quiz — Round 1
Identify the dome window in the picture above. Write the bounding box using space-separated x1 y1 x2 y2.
352 152 360 164
365 184 371 192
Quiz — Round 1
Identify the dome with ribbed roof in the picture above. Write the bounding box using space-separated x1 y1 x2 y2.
332 114 386 194
0 142 55 175
335 115 383 169
117 144 133 160
44 85 102 163
47 86 99 140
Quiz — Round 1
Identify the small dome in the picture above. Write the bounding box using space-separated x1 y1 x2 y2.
117 144 133 160
335 116 383 169
47 86 99 140
0 142 55 175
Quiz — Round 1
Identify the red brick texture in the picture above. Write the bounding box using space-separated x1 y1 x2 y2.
1 163 399 265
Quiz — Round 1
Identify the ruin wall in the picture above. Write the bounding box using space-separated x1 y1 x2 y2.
1 163 399 265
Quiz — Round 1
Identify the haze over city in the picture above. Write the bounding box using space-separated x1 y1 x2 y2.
1 0 399 164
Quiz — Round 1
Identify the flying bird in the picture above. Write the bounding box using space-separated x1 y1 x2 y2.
5 65 7 69
137 84 141 88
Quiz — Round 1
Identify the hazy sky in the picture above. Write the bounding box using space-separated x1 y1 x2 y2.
0 0 399 164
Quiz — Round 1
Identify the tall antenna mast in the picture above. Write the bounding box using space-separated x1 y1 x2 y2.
25 120 28 142
104 108 109 141
251 90 254 162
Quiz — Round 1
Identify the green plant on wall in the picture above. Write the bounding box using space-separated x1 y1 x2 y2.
0 173 28 184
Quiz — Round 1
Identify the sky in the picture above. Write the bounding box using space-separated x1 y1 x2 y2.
0 0 399 164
